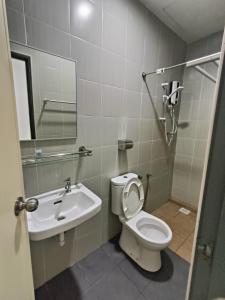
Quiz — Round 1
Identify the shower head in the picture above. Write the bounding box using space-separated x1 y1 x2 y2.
162 85 184 107
167 86 184 100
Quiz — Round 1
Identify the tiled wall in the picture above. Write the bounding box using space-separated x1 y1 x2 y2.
6 0 186 287
171 31 223 210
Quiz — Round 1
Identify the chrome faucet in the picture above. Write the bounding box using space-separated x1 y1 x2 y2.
58 177 72 197
64 177 71 193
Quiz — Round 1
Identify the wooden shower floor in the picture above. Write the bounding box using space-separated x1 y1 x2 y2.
152 201 197 263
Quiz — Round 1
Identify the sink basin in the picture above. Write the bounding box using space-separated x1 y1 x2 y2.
26 184 102 241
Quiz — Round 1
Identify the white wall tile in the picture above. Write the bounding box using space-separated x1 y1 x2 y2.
77 79 101 116
124 90 141 118
152 140 167 160
172 33 218 209
103 11 126 57
175 137 195 156
101 50 125 88
76 212 102 260
79 147 101 180
139 141 151 163
101 117 122 146
140 119 153 141
102 85 124 117
102 0 128 21
127 142 139 169
126 0 145 65
124 60 142 92
101 146 118 175
141 93 155 119
78 115 102 147
71 36 101 82
70 0 102 46
193 139 207 159
124 118 140 142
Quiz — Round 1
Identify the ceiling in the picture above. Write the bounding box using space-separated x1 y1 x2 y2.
140 0 225 43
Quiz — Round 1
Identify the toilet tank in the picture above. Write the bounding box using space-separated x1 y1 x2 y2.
111 173 138 216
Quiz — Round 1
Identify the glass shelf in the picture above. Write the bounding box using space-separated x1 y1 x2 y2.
22 146 92 167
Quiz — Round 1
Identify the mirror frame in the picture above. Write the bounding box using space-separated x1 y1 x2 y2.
11 51 36 139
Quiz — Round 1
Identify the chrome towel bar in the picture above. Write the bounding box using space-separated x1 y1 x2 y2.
43 98 76 105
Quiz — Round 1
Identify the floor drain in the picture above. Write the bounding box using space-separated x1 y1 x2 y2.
179 207 191 215
57 216 66 221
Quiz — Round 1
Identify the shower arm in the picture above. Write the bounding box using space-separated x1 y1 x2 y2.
142 51 221 83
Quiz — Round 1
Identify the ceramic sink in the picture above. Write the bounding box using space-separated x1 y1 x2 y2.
26 183 102 241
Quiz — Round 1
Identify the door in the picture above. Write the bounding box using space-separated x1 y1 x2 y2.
0 1 34 299
187 31 225 300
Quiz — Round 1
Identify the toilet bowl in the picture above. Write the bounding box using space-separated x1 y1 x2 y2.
111 173 172 272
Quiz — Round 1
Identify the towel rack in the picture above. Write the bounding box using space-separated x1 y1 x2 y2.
43 98 76 105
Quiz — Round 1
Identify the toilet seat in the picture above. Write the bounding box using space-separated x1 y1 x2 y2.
125 210 172 248
122 178 144 219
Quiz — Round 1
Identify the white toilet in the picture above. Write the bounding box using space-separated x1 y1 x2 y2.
111 173 172 272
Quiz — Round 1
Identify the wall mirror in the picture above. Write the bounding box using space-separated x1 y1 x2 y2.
10 43 77 140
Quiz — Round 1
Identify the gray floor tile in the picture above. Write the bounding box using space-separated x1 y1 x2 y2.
87 266 141 300
76 247 115 287
119 257 152 292
35 285 51 300
142 279 186 300
101 236 126 265
81 290 100 300
167 249 189 275
68 264 92 296
142 250 189 300
137 295 147 300
41 268 81 300
35 242 189 300
36 267 100 300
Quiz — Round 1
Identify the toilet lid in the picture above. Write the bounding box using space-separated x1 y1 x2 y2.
122 178 144 219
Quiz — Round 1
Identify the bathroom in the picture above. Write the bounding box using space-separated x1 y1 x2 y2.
1 0 225 299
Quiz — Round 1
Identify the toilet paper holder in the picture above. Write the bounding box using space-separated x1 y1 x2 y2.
118 139 134 151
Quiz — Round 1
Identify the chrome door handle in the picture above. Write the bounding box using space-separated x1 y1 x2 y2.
14 196 39 216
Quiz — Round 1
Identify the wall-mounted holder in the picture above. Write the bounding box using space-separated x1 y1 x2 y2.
118 139 134 151
22 145 93 166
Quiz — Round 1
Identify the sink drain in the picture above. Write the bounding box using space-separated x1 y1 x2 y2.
57 216 66 221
